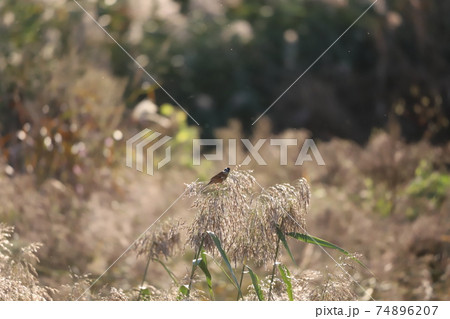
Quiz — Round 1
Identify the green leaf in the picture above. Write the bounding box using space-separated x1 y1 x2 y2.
276 225 296 264
287 232 368 270
179 285 189 296
153 258 179 285
246 265 264 301
139 288 150 301
204 252 236 287
278 264 293 301
198 250 214 300
206 231 242 298
288 232 347 252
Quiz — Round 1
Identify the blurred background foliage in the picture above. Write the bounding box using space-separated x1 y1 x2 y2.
0 0 449 300
2 0 450 148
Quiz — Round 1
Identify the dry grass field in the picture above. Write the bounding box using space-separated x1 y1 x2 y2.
1 127 449 301
1 0 449 301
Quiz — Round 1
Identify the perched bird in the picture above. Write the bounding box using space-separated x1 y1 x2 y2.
202 167 230 190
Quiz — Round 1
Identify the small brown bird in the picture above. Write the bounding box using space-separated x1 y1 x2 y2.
202 167 230 190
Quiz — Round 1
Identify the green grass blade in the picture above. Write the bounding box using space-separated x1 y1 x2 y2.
138 287 150 301
198 250 214 300
179 285 189 297
276 225 296 264
246 265 264 301
205 252 237 288
278 264 293 301
206 231 242 298
286 232 369 270
153 258 179 285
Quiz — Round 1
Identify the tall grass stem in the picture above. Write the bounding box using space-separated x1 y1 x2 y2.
236 263 246 300
137 253 153 301
187 234 205 297
268 235 281 300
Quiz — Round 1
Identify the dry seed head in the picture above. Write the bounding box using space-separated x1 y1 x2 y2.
0 224 54 301
186 169 311 266
229 207 277 266
98 287 129 301
56 272 91 301
235 178 310 266
186 169 256 257
308 271 357 301
134 219 183 260
245 268 356 301
258 177 310 235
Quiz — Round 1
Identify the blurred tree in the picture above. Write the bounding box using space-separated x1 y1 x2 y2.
1 0 449 149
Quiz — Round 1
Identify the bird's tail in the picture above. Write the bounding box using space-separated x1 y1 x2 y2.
200 182 211 192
